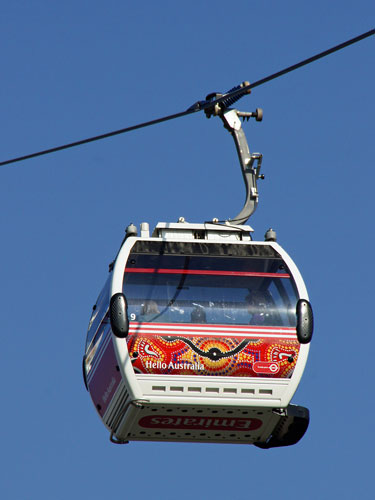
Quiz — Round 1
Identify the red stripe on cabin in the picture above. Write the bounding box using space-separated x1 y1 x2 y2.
128 322 297 337
130 321 295 332
125 268 290 278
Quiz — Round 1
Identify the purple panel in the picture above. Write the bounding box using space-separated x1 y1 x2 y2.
88 338 122 417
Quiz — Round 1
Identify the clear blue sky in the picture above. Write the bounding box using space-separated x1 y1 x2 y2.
1 2 374 499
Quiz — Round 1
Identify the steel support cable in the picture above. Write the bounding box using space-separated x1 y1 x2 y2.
0 109 196 167
223 28 375 95
1 28 374 168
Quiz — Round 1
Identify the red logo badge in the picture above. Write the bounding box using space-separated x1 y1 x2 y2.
139 415 262 431
253 361 280 374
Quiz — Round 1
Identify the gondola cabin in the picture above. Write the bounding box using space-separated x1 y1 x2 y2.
83 220 313 447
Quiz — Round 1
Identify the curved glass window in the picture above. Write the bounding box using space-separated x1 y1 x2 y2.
123 244 299 327
85 275 111 374
85 274 111 352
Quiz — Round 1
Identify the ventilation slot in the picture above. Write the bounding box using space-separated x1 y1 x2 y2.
259 389 273 395
241 388 255 394
188 387 202 393
152 386 166 392
129 429 257 443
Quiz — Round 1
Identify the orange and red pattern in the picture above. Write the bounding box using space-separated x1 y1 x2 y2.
126 322 300 378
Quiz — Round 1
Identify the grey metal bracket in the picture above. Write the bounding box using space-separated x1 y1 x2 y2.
109 398 149 444
219 108 264 225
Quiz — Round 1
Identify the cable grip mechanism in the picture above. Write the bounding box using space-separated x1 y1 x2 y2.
218 107 264 225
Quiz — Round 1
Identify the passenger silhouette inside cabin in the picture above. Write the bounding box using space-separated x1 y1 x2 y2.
246 290 274 326
191 304 207 323
139 300 160 322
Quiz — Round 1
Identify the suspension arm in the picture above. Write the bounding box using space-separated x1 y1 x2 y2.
220 109 263 225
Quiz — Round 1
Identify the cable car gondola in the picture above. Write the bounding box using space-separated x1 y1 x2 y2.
3 31 371 447
83 94 314 447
